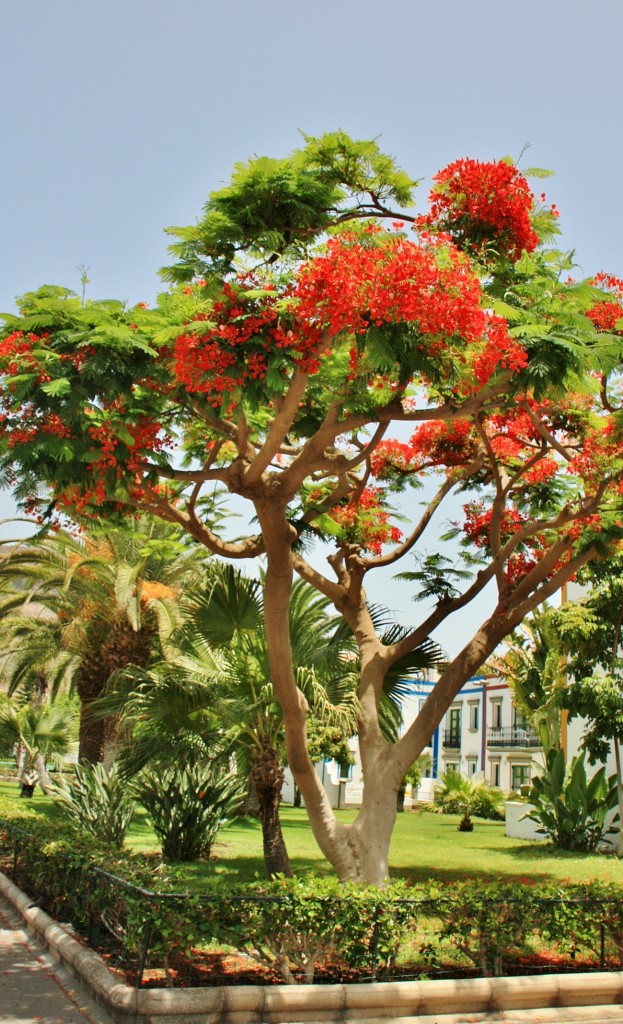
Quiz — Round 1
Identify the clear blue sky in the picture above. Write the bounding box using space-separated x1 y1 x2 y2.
1 0 621 652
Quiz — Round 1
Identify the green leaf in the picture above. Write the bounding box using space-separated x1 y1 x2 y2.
41 378 72 397
56 444 75 462
523 167 555 179
311 513 343 538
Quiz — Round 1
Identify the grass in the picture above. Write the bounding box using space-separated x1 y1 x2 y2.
3 778 623 887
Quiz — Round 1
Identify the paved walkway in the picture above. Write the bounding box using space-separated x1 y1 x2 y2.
0 896 113 1024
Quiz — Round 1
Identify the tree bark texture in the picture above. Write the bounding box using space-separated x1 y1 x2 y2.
76 618 155 764
249 744 292 878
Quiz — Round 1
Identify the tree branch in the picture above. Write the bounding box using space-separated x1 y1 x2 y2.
243 334 333 486
361 462 483 570
520 399 574 462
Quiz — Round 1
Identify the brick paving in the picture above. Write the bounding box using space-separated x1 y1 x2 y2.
0 896 113 1024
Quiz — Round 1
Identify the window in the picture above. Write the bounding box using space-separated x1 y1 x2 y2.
490 699 502 729
445 762 459 775
514 707 528 730
490 761 500 787
469 702 479 731
511 764 531 791
467 758 478 776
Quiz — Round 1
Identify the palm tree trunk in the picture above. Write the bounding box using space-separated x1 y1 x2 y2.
34 753 52 794
77 695 106 764
76 620 155 764
249 744 292 878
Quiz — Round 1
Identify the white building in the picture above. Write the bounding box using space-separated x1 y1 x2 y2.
284 673 549 809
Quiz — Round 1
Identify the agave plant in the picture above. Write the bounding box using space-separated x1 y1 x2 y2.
50 762 136 847
134 762 244 862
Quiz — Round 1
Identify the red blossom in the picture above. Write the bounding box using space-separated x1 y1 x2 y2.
330 487 402 555
417 158 539 262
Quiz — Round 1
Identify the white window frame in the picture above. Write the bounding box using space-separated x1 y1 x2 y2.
468 701 479 732
490 698 503 729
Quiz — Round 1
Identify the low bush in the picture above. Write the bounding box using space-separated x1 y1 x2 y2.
49 763 136 848
2 797 623 985
134 763 245 861
211 875 415 982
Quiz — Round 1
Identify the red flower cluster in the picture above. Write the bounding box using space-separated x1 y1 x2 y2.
330 487 402 555
587 273 623 334
567 420 622 483
173 281 323 408
370 438 414 479
463 503 527 548
297 231 527 388
296 231 487 345
463 502 544 586
0 330 37 370
408 419 479 469
8 412 72 450
372 406 558 482
85 416 169 477
417 158 539 262
0 330 94 388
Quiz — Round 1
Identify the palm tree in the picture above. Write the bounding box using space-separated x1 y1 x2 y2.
0 698 78 796
103 565 445 877
101 564 359 877
487 605 565 755
0 518 205 763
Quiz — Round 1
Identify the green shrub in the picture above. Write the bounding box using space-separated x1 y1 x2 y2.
426 771 505 823
50 763 136 848
426 879 541 976
525 749 618 851
211 875 415 983
4 794 623 984
134 762 244 861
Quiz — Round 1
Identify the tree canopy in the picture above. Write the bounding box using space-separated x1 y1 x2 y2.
2 131 623 882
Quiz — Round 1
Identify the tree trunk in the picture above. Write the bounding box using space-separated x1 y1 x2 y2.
250 744 292 878
76 619 155 763
332 769 401 885
257 500 543 884
34 753 52 794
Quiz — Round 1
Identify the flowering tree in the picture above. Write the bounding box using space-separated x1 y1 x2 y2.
2 132 623 883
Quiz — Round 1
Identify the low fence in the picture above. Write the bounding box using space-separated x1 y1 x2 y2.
2 817 623 989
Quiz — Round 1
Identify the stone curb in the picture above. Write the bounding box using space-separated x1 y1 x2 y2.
2 869 623 1023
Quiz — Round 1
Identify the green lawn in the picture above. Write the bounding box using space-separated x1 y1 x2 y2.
3 779 623 887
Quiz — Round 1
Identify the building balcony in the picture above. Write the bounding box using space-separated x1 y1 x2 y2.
443 730 461 749
487 726 541 749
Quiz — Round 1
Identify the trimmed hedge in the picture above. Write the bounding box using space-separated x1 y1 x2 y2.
2 796 623 985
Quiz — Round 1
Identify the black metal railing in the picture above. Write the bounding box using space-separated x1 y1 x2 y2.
1 817 621 988
443 730 461 748
487 726 541 748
